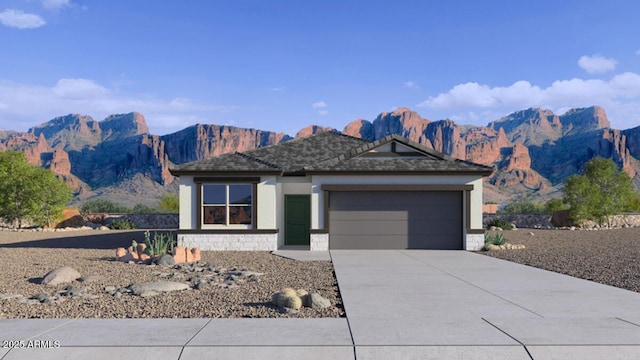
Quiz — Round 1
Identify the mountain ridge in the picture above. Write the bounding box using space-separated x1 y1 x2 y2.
1 105 637 206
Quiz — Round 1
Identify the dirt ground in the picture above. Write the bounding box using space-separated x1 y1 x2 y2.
482 227 640 293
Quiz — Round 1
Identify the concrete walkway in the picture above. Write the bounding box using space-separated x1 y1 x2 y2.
2 250 640 359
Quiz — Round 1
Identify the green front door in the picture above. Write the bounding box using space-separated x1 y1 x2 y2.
285 195 311 245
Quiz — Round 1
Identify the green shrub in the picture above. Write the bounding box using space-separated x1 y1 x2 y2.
81 199 130 214
132 204 159 214
143 230 176 257
486 218 514 230
109 219 137 230
499 200 545 214
158 193 179 213
484 232 507 246
564 157 635 226
544 198 568 214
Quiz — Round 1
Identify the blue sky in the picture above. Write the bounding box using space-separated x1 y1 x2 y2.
1 0 640 135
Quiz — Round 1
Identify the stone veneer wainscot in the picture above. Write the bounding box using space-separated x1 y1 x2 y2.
178 233 278 251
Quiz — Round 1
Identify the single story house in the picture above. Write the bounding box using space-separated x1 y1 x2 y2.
169 132 493 251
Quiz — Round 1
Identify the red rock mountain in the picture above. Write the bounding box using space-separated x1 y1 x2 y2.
0 106 637 205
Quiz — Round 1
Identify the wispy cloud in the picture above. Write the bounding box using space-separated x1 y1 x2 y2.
42 0 72 10
311 101 328 116
52 78 108 99
0 78 234 134
578 54 618 74
403 81 419 89
312 101 327 109
0 9 46 29
636 49 640 56
270 86 286 93
418 72 640 128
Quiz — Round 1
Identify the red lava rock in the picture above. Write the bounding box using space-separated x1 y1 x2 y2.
173 246 187 264
191 248 201 262
136 243 147 259
170 246 201 264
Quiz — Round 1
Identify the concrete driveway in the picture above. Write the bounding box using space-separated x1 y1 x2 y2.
331 250 640 360
3 250 640 360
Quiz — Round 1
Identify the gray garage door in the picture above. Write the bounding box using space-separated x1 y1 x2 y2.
329 191 462 249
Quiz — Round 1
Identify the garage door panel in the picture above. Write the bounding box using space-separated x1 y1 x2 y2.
329 191 462 250
330 220 411 235
330 211 409 221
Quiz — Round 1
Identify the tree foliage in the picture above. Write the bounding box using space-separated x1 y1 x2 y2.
0 151 72 228
158 193 179 213
563 157 636 226
544 198 568 214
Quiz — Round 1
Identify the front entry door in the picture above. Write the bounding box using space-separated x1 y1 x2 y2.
285 195 311 245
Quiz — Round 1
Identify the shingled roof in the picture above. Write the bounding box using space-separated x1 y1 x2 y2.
169 131 494 176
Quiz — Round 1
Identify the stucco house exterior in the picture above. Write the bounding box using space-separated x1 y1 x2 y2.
169 132 493 251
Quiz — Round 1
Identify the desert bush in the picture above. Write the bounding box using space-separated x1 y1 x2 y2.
499 200 545 214
486 218 514 230
81 199 130 214
109 219 137 230
158 193 179 213
484 232 507 246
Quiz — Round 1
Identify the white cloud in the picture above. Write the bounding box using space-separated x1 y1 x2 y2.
270 86 286 93
52 78 108 99
418 72 640 129
578 54 618 74
0 78 233 135
318 110 328 116
0 9 46 29
42 0 72 10
403 81 419 89
312 101 327 109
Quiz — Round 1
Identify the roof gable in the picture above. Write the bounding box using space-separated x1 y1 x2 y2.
304 134 493 175
351 135 444 160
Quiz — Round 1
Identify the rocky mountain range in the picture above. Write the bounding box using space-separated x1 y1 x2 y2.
1 106 638 206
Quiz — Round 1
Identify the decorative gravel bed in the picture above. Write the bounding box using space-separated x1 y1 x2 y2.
482 228 640 293
0 230 343 319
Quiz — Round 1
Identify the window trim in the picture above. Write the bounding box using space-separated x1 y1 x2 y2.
199 183 255 229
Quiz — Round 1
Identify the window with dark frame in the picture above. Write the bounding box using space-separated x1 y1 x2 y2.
202 184 253 227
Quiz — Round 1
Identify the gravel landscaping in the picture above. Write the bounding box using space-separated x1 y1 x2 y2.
3 227 638 319
482 228 640 293
0 230 343 319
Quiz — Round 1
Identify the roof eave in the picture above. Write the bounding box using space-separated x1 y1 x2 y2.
304 169 494 176
169 169 283 177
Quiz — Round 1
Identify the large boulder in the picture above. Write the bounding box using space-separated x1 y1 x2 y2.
128 281 190 297
306 292 331 309
154 254 175 266
42 266 82 286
